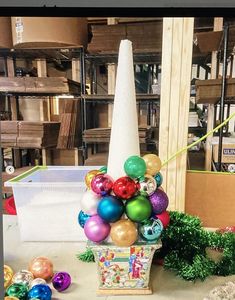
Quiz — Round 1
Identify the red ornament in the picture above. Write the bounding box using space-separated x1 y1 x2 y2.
113 176 139 200
91 174 113 196
155 211 170 228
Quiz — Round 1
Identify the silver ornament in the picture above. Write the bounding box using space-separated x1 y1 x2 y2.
139 174 157 196
29 277 47 288
12 270 34 287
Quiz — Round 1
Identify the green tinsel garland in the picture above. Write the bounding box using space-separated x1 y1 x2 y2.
77 248 95 262
155 211 235 281
76 211 235 281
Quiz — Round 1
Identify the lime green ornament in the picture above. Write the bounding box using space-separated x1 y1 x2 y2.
125 194 152 222
6 283 28 300
124 155 146 179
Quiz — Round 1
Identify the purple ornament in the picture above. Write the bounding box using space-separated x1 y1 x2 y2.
149 189 169 214
84 215 110 243
52 272 71 292
91 174 113 196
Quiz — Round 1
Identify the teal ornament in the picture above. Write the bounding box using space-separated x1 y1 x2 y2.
97 195 124 223
139 218 163 241
99 166 107 174
27 284 52 300
124 156 146 179
78 210 91 228
154 172 163 187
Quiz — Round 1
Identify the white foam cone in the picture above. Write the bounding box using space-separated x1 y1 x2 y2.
107 40 140 180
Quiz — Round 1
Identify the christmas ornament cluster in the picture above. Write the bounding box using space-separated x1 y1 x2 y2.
4 257 71 300
78 154 170 246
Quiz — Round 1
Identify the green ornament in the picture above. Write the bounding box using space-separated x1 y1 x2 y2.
99 166 107 174
124 155 146 179
125 194 152 222
6 283 28 300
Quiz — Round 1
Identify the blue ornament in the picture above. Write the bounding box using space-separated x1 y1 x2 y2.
27 284 52 300
154 172 163 187
78 210 91 228
97 195 124 223
139 218 163 241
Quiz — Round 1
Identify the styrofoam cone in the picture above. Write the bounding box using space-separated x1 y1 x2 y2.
107 40 140 180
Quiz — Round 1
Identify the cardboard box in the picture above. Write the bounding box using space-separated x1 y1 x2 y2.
11 17 87 48
0 17 13 48
212 137 235 163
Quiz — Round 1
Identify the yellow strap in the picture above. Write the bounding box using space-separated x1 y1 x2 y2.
162 112 235 167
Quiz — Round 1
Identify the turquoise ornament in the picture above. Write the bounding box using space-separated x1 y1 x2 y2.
78 210 91 228
154 172 163 187
139 218 163 241
97 195 124 223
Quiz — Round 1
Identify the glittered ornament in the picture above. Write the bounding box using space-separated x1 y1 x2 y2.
154 172 163 187
110 219 138 247
99 166 107 174
4 265 14 289
52 272 71 292
139 218 163 241
91 174 113 196
27 284 52 300
113 176 139 199
29 278 47 289
149 189 169 214
4 297 20 300
78 210 91 228
12 270 34 287
97 195 124 223
155 211 170 228
85 170 101 189
84 215 110 243
80 190 100 216
124 155 146 179
125 194 152 222
142 154 162 176
29 257 53 280
139 174 157 196
6 283 28 300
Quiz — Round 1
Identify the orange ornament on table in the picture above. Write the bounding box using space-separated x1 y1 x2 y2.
29 257 53 280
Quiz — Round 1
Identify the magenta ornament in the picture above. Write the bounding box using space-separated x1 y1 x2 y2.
84 215 110 243
91 174 113 196
52 272 71 292
149 189 169 214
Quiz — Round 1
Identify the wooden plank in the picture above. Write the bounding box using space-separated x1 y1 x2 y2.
175 18 194 212
107 18 118 128
159 18 174 192
36 59 48 122
185 171 235 228
42 148 52 165
205 17 223 171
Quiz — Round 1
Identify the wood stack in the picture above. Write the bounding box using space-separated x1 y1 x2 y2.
57 99 81 149
88 22 162 53
1 121 18 147
83 127 152 144
18 121 60 148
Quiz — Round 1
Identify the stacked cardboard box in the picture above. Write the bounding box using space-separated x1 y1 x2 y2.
1 121 60 148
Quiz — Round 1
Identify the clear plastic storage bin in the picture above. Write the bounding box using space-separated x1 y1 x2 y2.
5 166 99 242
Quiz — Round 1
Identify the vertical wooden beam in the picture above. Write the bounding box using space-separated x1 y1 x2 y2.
72 58 81 83
36 59 49 121
205 18 223 171
107 18 118 127
159 18 194 211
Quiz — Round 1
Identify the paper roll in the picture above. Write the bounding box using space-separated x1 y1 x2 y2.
107 40 140 180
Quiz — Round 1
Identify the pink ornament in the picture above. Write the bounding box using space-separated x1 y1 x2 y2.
91 174 113 196
84 215 110 243
155 211 170 228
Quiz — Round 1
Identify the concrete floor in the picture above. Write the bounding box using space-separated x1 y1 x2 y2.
3 215 235 300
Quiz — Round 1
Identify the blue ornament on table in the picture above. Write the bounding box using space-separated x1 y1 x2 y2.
154 172 163 187
139 218 163 241
27 284 52 300
78 210 91 228
97 195 124 223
